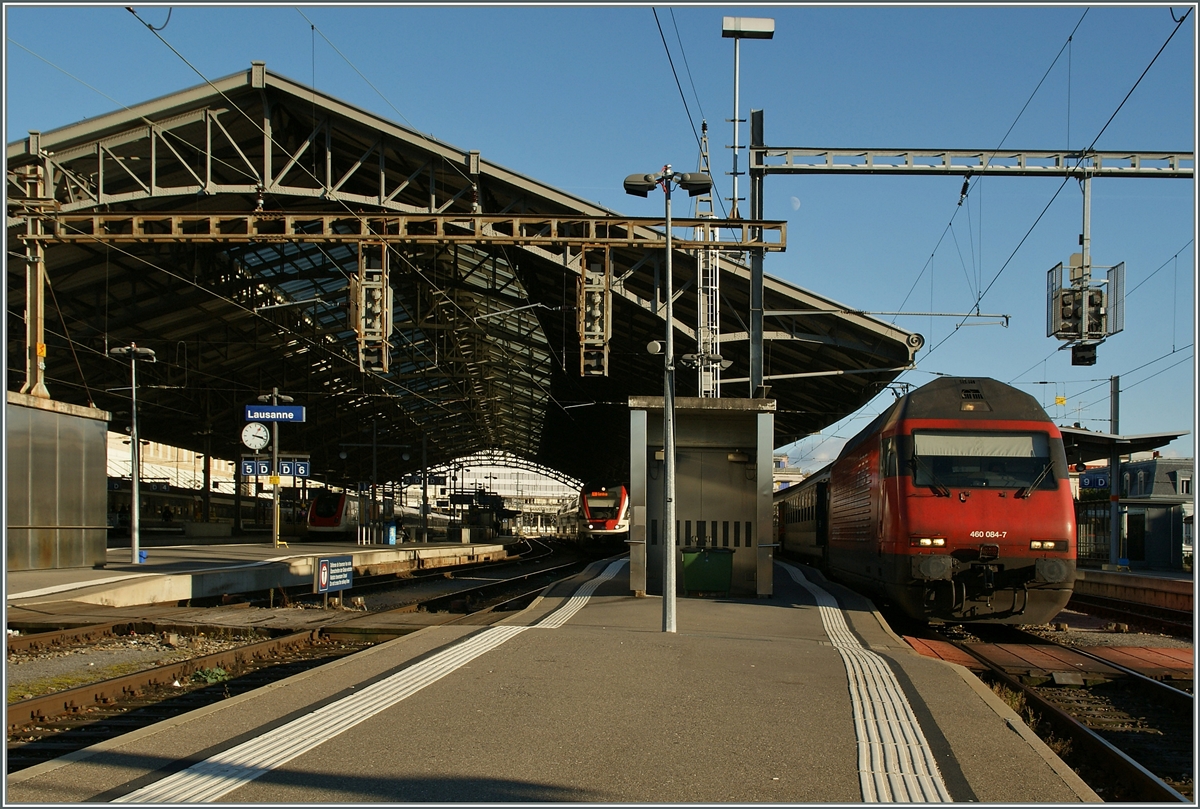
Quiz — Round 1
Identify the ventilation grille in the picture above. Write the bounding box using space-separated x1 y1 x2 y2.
960 388 985 401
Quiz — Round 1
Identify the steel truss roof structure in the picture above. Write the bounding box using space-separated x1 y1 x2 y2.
7 62 920 487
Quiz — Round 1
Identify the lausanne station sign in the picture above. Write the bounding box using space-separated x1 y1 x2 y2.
245 404 306 422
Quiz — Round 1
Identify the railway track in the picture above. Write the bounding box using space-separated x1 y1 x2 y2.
6 630 369 774
6 539 592 775
238 536 568 610
934 623 1194 803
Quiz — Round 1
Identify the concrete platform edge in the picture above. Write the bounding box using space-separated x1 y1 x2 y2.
797 560 1101 803
6 555 609 788
4 620 472 787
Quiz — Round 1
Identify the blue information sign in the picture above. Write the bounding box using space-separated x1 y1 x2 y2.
1080 474 1109 489
314 555 354 594
240 458 277 476
245 404 306 422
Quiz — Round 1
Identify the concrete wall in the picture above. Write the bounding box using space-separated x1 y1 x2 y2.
6 393 110 570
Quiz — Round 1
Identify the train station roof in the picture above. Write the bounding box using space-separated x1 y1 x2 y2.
1059 427 1191 466
7 62 921 487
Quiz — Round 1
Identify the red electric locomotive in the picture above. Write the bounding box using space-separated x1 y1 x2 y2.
777 377 1075 624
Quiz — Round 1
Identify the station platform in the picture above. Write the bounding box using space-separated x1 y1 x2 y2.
5 558 1100 804
5 539 510 611
1074 566 1193 612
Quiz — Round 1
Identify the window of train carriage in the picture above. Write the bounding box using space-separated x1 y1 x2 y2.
907 431 1065 491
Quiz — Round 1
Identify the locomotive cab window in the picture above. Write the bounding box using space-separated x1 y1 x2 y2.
906 431 1064 491
312 491 343 518
583 496 619 520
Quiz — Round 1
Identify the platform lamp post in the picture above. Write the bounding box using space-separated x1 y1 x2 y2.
257 388 293 549
625 166 713 633
109 343 156 565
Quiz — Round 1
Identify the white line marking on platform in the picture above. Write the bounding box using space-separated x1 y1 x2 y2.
778 561 952 803
112 558 628 803
6 557 299 601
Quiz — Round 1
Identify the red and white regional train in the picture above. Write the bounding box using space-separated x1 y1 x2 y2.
776 377 1076 625
559 485 630 549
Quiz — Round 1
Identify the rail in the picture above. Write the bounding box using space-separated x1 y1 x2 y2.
953 639 1191 802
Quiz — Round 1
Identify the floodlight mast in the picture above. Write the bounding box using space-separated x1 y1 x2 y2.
722 16 774 220
624 166 713 634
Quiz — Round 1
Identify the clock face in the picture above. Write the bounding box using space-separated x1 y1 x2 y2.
241 421 270 450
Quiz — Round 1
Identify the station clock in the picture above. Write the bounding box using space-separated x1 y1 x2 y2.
241 421 270 450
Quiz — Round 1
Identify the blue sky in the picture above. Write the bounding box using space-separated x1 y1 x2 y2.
5 4 1196 471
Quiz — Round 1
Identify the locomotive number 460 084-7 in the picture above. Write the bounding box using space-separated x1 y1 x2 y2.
969 530 1008 538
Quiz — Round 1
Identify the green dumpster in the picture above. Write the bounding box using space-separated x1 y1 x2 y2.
681 547 734 597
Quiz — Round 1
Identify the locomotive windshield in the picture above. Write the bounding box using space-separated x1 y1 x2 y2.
904 431 1062 491
584 495 619 519
312 491 342 518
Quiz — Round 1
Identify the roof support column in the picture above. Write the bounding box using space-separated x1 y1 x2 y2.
18 147 49 398
1109 376 1121 566
749 110 765 397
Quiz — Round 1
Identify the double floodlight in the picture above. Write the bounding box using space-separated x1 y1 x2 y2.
680 353 733 370
623 170 714 198
109 345 156 362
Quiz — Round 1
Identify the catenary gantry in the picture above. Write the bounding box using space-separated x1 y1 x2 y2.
7 62 920 487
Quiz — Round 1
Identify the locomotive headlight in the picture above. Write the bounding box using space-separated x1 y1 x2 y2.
1031 540 1067 551
912 537 945 547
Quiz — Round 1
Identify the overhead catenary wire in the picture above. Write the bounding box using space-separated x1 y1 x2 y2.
892 8 1092 322
917 6 1192 364
115 6 514 428
44 225 457 414
651 8 704 164
295 8 473 187
7 38 264 190
669 9 707 123
650 8 738 224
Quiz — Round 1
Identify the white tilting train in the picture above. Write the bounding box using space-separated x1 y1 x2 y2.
307 490 450 541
